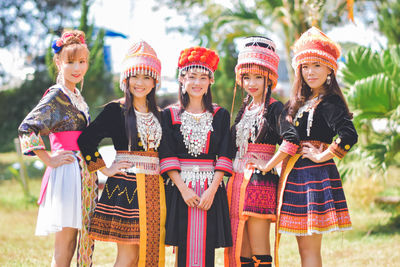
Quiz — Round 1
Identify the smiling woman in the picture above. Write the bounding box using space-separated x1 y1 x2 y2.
276 26 358 267
78 40 166 267
17 30 96 267
159 46 233 267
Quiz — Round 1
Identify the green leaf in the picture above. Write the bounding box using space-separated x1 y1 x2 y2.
347 73 399 116
342 46 383 86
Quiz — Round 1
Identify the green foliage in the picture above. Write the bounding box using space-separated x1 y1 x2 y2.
341 44 400 173
0 68 52 152
377 0 400 45
155 0 361 116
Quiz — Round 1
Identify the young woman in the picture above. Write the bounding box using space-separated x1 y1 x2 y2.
77 40 165 267
159 46 232 267
224 36 299 267
275 27 358 267
18 30 96 266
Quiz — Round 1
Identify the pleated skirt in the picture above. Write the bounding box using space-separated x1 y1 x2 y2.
89 172 140 243
279 158 352 236
35 157 82 236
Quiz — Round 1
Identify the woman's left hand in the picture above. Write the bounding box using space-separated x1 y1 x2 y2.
197 187 216 211
247 153 270 173
301 142 325 163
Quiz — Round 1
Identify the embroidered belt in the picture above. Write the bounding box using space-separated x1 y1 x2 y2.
298 140 329 153
180 159 215 189
233 143 276 172
115 151 160 175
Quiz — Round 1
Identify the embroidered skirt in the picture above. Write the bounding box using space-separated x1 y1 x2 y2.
164 159 232 267
225 143 277 267
89 151 166 266
278 157 352 236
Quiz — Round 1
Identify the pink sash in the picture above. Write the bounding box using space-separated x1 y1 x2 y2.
37 131 82 205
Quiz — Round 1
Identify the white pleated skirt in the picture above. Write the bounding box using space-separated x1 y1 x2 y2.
35 157 82 236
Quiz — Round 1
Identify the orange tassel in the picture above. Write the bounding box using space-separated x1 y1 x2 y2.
347 0 355 23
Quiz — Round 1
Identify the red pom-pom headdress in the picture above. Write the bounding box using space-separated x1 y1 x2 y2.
292 27 341 73
178 46 219 77
120 40 161 91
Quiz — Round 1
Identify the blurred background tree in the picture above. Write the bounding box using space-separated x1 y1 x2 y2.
0 0 81 85
154 0 361 114
339 0 400 178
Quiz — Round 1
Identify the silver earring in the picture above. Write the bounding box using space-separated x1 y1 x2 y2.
56 71 64 85
326 75 331 85
80 77 84 92
182 86 186 94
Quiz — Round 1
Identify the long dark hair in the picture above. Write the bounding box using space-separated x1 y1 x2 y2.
231 72 273 146
178 69 214 114
286 69 352 123
124 78 161 151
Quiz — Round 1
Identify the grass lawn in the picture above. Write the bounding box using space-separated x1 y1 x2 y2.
1 154 399 266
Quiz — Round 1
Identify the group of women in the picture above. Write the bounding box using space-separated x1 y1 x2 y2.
18 26 357 267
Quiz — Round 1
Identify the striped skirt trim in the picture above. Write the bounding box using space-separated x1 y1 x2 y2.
279 210 352 236
89 214 140 243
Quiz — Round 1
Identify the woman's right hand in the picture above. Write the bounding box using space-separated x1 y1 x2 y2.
100 160 133 177
180 186 200 208
47 150 76 168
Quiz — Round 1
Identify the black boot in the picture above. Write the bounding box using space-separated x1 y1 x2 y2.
240 256 254 267
252 255 272 267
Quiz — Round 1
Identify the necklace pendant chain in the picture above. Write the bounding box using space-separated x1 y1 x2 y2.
236 104 264 157
180 111 214 157
135 110 162 151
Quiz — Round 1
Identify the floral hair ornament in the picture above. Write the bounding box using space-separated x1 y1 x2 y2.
51 32 86 54
178 46 219 78
292 26 341 74
119 40 162 91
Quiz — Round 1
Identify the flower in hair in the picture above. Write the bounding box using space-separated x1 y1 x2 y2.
52 39 63 54
51 32 86 54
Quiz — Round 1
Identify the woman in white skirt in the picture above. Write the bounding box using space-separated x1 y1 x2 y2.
18 30 94 266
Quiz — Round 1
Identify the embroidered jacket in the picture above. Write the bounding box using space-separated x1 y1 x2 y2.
18 86 88 156
294 94 358 158
77 102 157 172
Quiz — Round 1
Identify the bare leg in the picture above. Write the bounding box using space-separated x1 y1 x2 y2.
241 222 252 258
247 217 271 255
52 227 78 267
114 243 139 267
175 246 178 267
296 234 323 267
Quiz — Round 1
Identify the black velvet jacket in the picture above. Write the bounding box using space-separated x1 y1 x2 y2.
294 94 358 158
